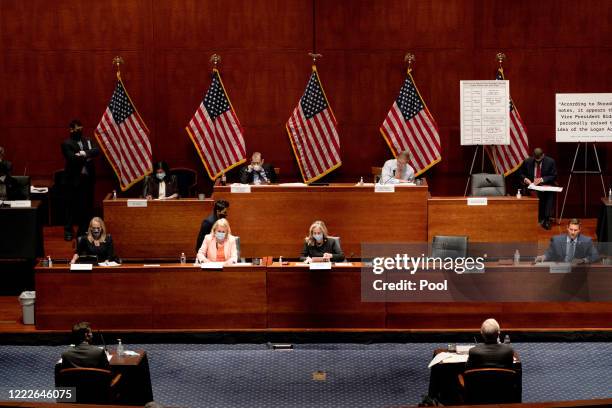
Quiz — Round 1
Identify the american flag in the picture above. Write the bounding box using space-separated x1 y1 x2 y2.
380 70 441 176
186 69 246 180
95 79 152 191
485 67 529 176
286 66 341 183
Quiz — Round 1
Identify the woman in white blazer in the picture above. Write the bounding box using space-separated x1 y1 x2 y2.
197 218 237 265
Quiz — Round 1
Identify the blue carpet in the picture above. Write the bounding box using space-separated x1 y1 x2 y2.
0 342 610 407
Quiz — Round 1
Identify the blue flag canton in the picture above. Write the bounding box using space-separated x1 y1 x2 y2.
496 68 515 112
396 75 424 121
300 72 328 119
204 72 231 120
109 81 135 124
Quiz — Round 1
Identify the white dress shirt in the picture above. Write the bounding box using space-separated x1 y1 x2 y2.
380 159 415 184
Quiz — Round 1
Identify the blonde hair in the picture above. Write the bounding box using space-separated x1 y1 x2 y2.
86 217 108 243
211 218 232 236
305 220 328 246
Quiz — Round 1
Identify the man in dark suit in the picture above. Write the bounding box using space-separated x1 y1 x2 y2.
195 199 229 252
61 322 110 369
466 318 513 369
518 147 557 229
239 152 276 184
537 218 599 263
0 160 25 201
61 120 99 240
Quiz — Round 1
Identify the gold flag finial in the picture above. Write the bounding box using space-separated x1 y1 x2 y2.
496 52 506 68
210 54 221 69
404 53 415 72
308 52 322 65
112 56 124 80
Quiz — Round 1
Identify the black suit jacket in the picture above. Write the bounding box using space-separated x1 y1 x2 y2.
142 175 179 198
61 342 110 369
466 343 514 370
61 137 99 186
196 213 217 252
239 163 277 184
300 237 345 262
518 155 557 185
76 234 117 262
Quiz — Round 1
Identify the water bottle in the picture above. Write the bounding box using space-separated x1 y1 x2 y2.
516 189 522 199
358 176 364 186
513 249 520 266
503 334 511 345
116 339 124 356
112 190 117 200
220 171 227 186
47 256 53 268
608 188 612 202
180 252 186 264
279 256 283 265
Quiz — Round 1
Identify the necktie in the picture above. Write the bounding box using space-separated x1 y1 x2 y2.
535 162 542 179
565 240 576 262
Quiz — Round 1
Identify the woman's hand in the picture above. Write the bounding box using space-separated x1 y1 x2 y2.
70 254 79 264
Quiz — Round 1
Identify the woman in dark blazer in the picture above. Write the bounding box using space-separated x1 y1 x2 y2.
300 220 345 263
70 217 118 263
143 161 179 200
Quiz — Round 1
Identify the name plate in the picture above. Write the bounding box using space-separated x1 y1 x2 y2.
375 184 395 193
467 197 488 206
230 184 252 193
70 263 93 271
127 199 148 207
549 263 572 274
9 200 32 208
201 262 224 269
309 262 332 270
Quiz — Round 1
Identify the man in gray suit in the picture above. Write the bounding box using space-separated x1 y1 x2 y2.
537 218 599 263
61 322 110 369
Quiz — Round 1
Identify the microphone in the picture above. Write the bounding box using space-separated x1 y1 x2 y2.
99 330 107 352
23 163 28 176
485 177 492 184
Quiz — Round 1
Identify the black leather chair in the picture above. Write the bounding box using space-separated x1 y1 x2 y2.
459 367 521 404
56 367 121 404
170 167 197 197
12 175 31 199
470 173 505 196
431 235 468 259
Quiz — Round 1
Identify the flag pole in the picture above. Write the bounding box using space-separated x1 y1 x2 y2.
210 54 221 71
308 52 322 70
404 52 415 74
112 56 124 81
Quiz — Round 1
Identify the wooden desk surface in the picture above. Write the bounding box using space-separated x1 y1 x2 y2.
213 183 429 258
103 197 214 259
427 196 539 242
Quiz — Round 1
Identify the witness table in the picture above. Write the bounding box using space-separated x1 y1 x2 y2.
213 183 429 258
427 196 539 242
55 350 153 405
103 197 214 259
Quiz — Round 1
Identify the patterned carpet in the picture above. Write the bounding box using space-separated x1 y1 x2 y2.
0 342 610 407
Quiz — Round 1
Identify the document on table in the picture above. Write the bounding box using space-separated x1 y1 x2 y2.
98 261 120 267
528 184 563 192
278 182 308 187
428 352 469 368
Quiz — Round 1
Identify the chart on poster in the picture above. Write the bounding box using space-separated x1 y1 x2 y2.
460 80 510 146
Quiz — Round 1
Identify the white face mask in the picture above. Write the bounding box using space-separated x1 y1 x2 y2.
313 233 323 242
252 164 262 172
215 231 226 241
156 172 166 180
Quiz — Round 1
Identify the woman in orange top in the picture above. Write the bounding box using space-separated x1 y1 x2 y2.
196 218 237 265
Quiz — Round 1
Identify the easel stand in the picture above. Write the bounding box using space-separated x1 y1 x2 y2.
464 145 486 196
559 142 606 223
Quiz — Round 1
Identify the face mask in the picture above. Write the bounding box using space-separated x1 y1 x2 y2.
156 172 166 180
70 129 83 140
313 233 323 242
215 231 226 241
252 164 262 172
91 228 101 238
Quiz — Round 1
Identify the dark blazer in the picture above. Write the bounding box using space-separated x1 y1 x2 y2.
518 155 557 185
466 343 514 370
300 237 345 262
0 174 27 200
239 163 277 184
61 342 110 369
196 213 217 252
142 175 179 198
61 137 99 186
544 234 599 263
76 235 116 262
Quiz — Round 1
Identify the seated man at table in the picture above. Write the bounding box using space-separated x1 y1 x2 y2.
536 218 599 264
239 152 276 184
466 318 513 369
71 217 118 264
61 321 110 369
197 218 238 265
300 220 345 263
0 160 24 201
195 199 229 252
379 150 415 184
518 147 557 229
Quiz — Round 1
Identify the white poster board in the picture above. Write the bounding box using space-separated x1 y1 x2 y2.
556 93 612 142
460 80 510 146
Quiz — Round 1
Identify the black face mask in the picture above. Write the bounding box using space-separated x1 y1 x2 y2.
91 228 102 239
70 130 83 141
